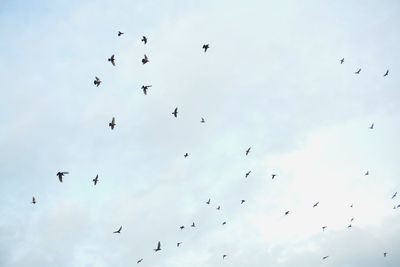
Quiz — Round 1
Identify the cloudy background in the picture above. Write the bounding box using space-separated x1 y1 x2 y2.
0 0 399 266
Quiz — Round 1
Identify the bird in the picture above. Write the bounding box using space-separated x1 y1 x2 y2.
202 44 209 52
109 117 116 130
217 205 220 210
117 31 124 36
141 85 152 95
57 172 69 182
350 204 354 208
322 256 329 260
222 254 227 259
184 153 189 158
245 171 251 178
177 242 182 247
93 174 98 185
383 69 389 77
32 196 36 204
384 252 387 257
222 221 226 225
142 54 149 64
137 259 143 264
206 199 211 204
108 54 115 66
392 192 397 199
200 117 205 123
350 217 354 222
340 58 344 64
355 68 361 74
94 76 101 87
271 174 277 179
241 199 246 204
347 224 352 228
245 147 251 155
113 226 122 233
191 222 196 227
180 226 184 230
284 211 290 216
141 36 147 44
172 107 178 118
313 202 319 208
154 241 161 252
322 226 327 231
364 171 369 176
369 123 374 129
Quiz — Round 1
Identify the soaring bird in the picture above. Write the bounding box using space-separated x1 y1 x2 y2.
245 147 251 155
180 225 184 230
32 196 36 204
206 199 211 204
142 54 149 64
284 211 290 216
113 226 122 233
355 68 361 74
369 123 374 129
383 70 389 77
241 199 246 204
57 172 69 182
172 107 178 118
200 117 205 123
217 205 220 210
364 171 369 176
94 76 101 87
245 171 251 178
184 153 189 158
340 58 344 64
93 174 99 185
108 54 115 66
141 36 147 44
384 252 387 257
177 242 182 247
222 254 227 259
141 85 152 95
118 31 124 36
271 174 277 179
137 259 143 264
202 44 209 52
154 241 161 252
392 192 397 199
191 222 196 227
322 226 327 231
313 202 319 208
109 117 116 130
322 256 329 260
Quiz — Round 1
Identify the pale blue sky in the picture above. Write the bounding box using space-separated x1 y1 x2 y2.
0 1 399 266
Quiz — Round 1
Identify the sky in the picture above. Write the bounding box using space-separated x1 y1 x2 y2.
0 0 399 266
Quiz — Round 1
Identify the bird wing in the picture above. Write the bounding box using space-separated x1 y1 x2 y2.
62 172 69 174
112 117 115 124
157 241 161 249
144 54 148 60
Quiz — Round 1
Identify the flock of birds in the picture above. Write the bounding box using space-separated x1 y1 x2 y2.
28 31 398 265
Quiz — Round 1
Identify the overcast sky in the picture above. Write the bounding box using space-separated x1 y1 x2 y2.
0 0 399 266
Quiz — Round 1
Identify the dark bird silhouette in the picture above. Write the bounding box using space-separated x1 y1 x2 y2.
241 199 246 204
108 54 115 66
32 196 36 204
206 199 211 204
184 153 189 158
57 172 69 182
355 68 361 74
222 254 227 259
322 256 329 260
154 241 161 252
191 222 195 227
392 192 397 199
384 252 387 257
180 226 184 230
322 226 327 231
137 259 143 264
271 174 277 179
347 224 352 228
313 202 319 208
383 69 389 77
350 217 354 222
245 171 251 178
93 174 98 185
200 117 205 123
118 31 124 36
217 205 220 210
364 171 369 176
202 44 209 52
350 204 353 208
141 36 147 44
284 211 290 216
94 76 101 87
369 123 374 129
245 147 251 155
113 226 122 233
222 221 226 225
141 85 152 95
340 58 344 64
172 107 178 118
109 117 116 130
177 242 182 247
142 54 149 64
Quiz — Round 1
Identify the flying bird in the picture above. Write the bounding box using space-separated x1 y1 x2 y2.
154 241 161 252
347 224 352 228
141 36 147 44
94 76 101 87
222 221 226 225
271 174 277 179
245 171 251 178
313 202 319 208
142 54 149 64
93 174 98 185
392 192 397 199
200 117 205 123
141 85 152 95
57 172 69 182
384 252 387 257
350 217 354 222
137 259 143 264
184 153 189 158
202 44 209 52
355 68 361 74
191 222 196 227
180 226 184 230
108 54 115 66
245 147 251 155
113 226 122 234
383 69 389 77
369 123 374 129
32 196 36 204
364 171 369 176
172 107 178 118
177 242 182 247
350 204 353 208
217 205 220 210
340 58 344 64
118 31 124 36
322 256 329 260
206 199 211 204
284 211 290 216
222 254 227 259
322 226 327 231
241 200 246 204
109 117 116 130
